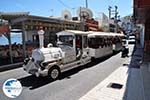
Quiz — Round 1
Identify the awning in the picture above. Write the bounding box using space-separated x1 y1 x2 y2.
89 27 98 31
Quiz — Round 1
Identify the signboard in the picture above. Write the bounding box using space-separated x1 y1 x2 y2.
0 25 10 34
86 19 99 31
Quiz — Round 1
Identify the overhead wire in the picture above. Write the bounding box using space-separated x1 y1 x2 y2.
57 0 71 9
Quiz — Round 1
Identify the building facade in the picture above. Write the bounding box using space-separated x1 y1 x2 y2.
134 0 150 60
0 12 82 65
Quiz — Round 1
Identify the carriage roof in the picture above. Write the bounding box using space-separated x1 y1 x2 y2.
109 32 124 37
88 31 124 38
88 31 114 37
56 30 124 37
56 30 90 36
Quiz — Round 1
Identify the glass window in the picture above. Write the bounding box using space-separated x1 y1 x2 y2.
58 35 74 47
88 37 100 49
83 36 88 48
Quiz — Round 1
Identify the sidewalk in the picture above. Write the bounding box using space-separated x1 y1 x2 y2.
79 44 145 100
129 43 143 68
0 62 23 72
140 53 150 100
135 43 150 100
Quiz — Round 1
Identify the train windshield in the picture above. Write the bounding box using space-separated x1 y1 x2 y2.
58 35 74 47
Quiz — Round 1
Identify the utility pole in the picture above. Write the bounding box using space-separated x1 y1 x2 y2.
0 12 3 25
85 0 88 8
114 6 118 20
114 6 118 32
108 5 119 32
108 6 112 19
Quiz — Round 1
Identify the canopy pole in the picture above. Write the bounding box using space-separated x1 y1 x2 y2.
22 21 27 58
8 32 13 64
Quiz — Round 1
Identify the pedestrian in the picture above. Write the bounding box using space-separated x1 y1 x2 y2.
121 44 129 58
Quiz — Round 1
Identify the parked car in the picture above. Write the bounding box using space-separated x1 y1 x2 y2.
128 35 135 44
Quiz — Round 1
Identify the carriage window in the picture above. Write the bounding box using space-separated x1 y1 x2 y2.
76 35 82 49
83 36 88 48
88 38 93 48
115 37 120 43
112 37 117 44
98 37 102 48
104 38 107 47
88 38 99 49
100 38 104 48
107 38 111 46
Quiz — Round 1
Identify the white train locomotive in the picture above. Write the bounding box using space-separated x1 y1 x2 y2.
23 30 124 80
23 30 91 80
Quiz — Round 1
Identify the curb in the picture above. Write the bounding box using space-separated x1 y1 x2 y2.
140 65 146 100
0 62 23 72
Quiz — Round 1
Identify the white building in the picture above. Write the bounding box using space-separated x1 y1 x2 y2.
95 13 109 31
120 15 134 35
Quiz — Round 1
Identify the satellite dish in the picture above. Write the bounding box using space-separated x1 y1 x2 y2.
77 7 93 20
61 9 72 20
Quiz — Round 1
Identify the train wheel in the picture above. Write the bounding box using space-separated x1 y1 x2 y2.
48 66 60 80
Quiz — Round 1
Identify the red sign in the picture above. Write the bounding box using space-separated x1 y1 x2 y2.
0 25 10 34
86 19 99 31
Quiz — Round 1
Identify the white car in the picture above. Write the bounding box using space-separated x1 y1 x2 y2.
128 36 135 44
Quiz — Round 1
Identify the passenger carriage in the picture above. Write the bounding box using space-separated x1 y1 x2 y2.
110 33 124 52
88 32 114 59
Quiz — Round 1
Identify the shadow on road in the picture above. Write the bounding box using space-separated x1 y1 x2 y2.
18 52 119 90
18 75 54 90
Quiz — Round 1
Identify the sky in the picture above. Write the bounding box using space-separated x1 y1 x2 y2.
0 0 133 18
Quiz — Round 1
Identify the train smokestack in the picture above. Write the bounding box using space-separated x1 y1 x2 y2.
38 29 44 48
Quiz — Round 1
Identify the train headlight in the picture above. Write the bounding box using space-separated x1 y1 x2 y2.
32 49 44 61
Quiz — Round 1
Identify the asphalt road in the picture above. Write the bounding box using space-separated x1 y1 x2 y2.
0 46 133 100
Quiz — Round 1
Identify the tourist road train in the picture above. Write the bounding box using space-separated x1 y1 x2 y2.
23 30 124 80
